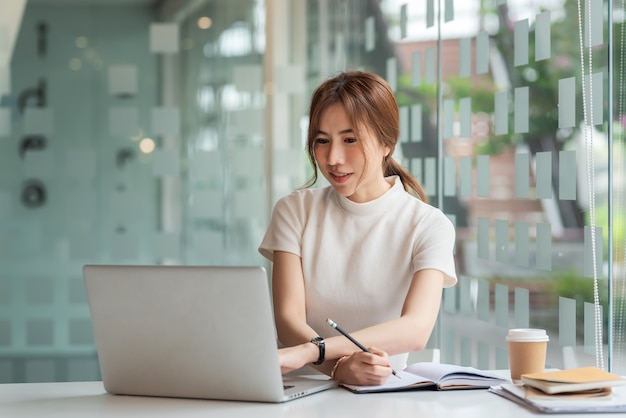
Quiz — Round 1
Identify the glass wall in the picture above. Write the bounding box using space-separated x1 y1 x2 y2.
0 0 624 383
1 0 160 383
433 0 611 371
301 0 624 373
176 0 269 266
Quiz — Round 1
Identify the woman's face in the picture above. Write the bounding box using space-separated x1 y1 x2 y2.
313 103 391 203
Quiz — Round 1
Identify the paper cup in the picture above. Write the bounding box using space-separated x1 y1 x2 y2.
506 328 549 381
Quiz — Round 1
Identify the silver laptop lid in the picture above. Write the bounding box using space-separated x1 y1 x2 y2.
83 265 289 402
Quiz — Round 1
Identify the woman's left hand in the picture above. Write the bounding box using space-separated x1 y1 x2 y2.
332 347 392 385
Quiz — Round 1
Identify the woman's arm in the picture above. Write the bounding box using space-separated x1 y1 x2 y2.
271 250 311 345
335 267 445 355
273 250 445 382
272 251 344 376
273 251 376 376
330 268 445 385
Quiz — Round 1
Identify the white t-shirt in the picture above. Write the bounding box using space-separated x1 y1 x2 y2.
259 176 457 369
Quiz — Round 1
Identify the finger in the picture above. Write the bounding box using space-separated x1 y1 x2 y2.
358 349 390 368
362 366 392 385
366 346 389 358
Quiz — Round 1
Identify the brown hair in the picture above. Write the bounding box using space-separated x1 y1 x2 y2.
304 70 427 202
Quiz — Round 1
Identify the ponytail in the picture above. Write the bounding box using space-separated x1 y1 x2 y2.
384 157 428 203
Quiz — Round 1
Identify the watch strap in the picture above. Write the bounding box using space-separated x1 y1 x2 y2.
310 336 325 365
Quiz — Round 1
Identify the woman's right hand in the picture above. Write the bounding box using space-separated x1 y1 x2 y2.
332 347 393 386
278 342 318 375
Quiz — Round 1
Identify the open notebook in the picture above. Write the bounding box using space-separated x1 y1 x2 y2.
340 362 507 393
83 264 335 403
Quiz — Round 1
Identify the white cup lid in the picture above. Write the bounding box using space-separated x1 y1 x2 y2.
506 328 549 342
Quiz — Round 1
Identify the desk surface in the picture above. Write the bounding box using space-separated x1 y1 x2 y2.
2 380 626 418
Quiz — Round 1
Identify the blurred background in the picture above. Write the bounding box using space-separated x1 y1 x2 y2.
0 0 624 382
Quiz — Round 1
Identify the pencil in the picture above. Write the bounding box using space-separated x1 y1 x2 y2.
326 318 400 378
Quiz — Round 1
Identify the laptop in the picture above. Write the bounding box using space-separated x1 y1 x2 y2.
82 264 336 403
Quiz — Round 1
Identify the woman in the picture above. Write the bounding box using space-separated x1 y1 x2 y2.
259 71 457 386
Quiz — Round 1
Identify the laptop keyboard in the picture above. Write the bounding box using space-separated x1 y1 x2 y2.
283 384 295 390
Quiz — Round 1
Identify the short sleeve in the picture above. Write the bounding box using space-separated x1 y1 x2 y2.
412 210 458 287
258 193 305 261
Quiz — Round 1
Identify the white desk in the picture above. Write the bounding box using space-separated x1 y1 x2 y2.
2 380 626 417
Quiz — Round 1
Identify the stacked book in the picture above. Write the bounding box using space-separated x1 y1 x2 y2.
489 367 626 413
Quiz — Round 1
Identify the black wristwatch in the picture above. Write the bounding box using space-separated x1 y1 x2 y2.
310 336 325 365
